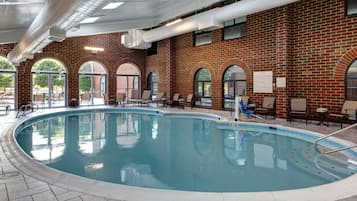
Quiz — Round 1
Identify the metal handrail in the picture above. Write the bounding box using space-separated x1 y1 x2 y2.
16 103 39 118
314 123 357 154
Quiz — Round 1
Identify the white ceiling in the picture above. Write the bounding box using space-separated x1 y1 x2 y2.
0 0 222 44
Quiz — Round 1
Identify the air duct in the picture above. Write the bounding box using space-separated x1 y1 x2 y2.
121 0 299 49
7 0 106 65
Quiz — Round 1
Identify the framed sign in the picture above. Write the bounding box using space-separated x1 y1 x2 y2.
253 71 273 93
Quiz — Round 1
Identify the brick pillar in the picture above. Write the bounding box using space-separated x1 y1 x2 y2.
17 63 31 108
275 6 292 118
157 39 175 98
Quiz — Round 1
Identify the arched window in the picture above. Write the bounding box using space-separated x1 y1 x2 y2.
223 65 247 109
0 56 16 110
32 58 67 108
194 68 212 107
347 60 357 100
78 61 107 106
117 63 140 101
147 72 158 97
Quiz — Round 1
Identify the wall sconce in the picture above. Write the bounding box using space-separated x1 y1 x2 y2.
84 46 104 54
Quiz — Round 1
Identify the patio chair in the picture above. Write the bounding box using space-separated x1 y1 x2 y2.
287 98 309 124
151 92 166 106
239 99 255 117
80 93 91 105
167 93 180 107
33 94 45 108
180 94 194 109
128 89 140 105
255 97 276 119
103 93 115 105
241 96 249 105
116 92 126 106
138 90 152 106
328 100 357 128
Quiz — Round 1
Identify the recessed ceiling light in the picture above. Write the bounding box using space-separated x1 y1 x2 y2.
102 2 124 10
81 17 99 24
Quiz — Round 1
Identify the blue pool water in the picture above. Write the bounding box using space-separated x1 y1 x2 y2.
15 110 357 192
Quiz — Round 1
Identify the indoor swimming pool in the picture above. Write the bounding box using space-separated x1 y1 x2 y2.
14 109 357 193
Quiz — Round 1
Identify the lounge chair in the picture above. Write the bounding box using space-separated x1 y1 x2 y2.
128 90 140 105
116 92 126 106
328 100 357 128
255 97 276 119
287 98 309 124
167 93 180 107
138 90 152 106
239 99 255 117
241 96 249 105
151 92 166 106
181 94 194 109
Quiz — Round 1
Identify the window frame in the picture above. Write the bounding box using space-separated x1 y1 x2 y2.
346 59 357 100
147 72 158 96
194 68 212 108
193 30 212 47
346 0 357 17
222 65 247 109
222 16 247 41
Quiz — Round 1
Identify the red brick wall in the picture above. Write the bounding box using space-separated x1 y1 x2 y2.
2 0 357 118
0 33 145 107
290 0 357 114
145 39 175 98
146 0 357 117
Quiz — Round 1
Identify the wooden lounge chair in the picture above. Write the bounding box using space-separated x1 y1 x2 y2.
255 97 276 119
287 98 309 124
328 100 357 128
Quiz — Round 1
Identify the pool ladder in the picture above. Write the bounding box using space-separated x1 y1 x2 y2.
16 103 39 118
314 123 357 154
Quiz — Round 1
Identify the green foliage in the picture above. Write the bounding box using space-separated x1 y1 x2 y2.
0 57 15 91
32 59 65 88
80 76 91 92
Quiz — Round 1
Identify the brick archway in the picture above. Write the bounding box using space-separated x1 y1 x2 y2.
334 47 357 80
218 58 252 94
216 59 252 109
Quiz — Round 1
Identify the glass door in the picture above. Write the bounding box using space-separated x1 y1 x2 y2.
117 75 140 102
32 73 66 108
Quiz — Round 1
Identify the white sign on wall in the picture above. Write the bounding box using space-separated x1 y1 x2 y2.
276 77 286 88
253 71 273 93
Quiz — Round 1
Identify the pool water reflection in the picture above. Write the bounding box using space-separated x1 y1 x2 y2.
15 111 357 192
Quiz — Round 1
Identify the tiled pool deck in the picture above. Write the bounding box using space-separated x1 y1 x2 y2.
0 106 356 201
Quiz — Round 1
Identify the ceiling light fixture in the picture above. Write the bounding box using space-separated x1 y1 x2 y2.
165 19 182 26
102 2 124 10
81 17 99 24
84 46 104 53
0 0 44 6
